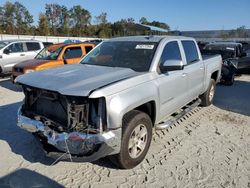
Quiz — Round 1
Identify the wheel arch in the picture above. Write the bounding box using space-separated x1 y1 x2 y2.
122 101 156 126
211 70 219 82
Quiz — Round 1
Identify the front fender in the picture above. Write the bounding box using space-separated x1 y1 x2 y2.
106 81 159 129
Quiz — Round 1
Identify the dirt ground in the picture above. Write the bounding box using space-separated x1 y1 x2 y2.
0 75 249 188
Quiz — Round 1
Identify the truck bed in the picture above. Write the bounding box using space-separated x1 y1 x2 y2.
202 54 222 91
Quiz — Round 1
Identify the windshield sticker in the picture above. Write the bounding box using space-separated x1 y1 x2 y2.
226 47 234 51
135 44 154 50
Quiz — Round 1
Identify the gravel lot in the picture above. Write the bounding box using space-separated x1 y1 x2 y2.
0 75 250 188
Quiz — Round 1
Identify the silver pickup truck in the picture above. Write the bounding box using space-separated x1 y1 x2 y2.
16 36 222 169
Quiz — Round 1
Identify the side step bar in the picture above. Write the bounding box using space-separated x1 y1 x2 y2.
155 99 201 130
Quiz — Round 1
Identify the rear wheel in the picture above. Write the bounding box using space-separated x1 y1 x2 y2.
111 110 152 169
226 72 235 86
200 79 216 106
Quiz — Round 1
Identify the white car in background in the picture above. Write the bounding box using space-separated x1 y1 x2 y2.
0 40 44 75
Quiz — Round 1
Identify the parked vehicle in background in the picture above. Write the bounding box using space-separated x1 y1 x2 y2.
12 42 95 81
202 42 250 85
246 49 250 57
0 40 44 75
203 42 250 70
16 36 221 169
236 41 250 52
197 41 209 50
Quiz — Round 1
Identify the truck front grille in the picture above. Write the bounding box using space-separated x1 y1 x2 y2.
22 87 89 133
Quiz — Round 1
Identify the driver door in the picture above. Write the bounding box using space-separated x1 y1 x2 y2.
156 41 189 120
2 42 27 72
62 46 83 64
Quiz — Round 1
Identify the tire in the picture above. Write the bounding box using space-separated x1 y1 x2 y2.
111 110 152 169
226 73 235 86
200 79 216 107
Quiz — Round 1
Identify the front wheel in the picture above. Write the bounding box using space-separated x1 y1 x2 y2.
111 110 152 169
200 79 216 106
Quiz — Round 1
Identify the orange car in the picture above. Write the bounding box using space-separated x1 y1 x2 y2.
12 42 95 81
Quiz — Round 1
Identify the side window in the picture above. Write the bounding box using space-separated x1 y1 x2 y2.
64 47 82 59
181 40 199 64
160 41 182 64
85 46 93 54
26 42 41 51
6 43 25 53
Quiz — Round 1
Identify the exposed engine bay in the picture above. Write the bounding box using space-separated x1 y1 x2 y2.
17 85 120 161
22 86 107 134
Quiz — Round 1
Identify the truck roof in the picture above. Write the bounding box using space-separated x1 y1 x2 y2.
109 35 193 42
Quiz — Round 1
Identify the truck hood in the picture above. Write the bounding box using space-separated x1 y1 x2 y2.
16 64 140 96
14 59 51 69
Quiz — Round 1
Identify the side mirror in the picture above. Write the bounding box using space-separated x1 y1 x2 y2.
3 49 10 54
159 60 184 73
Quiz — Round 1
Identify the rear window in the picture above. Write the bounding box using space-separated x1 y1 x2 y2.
64 47 82 59
182 41 199 64
26 42 41 51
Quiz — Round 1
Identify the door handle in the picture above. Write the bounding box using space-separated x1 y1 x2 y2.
200 66 204 70
20 54 25 56
182 73 187 77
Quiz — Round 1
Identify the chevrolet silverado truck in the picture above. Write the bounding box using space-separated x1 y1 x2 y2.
16 36 222 169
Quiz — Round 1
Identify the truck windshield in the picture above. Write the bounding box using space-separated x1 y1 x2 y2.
0 41 11 50
80 41 158 72
35 47 62 60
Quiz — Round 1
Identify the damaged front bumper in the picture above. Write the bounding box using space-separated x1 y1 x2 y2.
17 107 121 162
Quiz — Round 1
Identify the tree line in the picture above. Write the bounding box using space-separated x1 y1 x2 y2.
0 1 170 38
220 26 249 39
0 1 248 38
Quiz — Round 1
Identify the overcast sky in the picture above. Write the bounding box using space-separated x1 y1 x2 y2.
2 0 250 31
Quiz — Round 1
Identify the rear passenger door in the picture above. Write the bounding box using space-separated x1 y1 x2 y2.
63 46 83 64
181 40 204 99
25 42 42 60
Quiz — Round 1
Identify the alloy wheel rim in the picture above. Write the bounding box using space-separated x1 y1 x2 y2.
128 124 148 159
